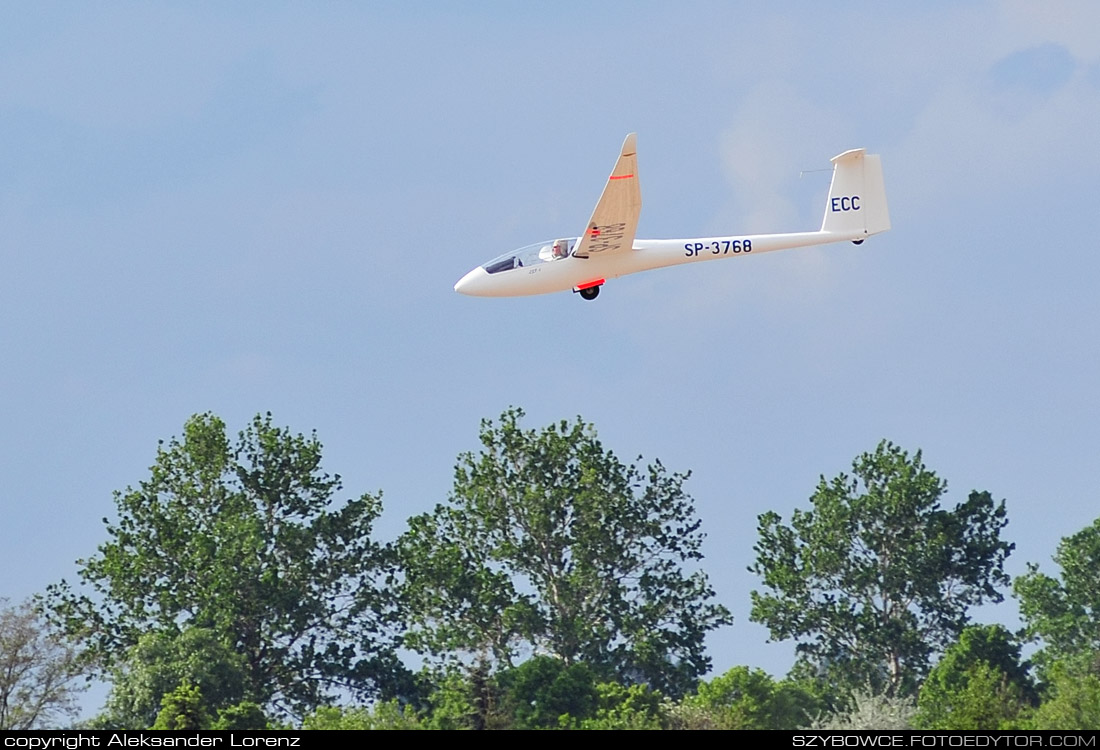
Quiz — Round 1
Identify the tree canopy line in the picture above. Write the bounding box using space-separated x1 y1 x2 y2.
3 409 1100 729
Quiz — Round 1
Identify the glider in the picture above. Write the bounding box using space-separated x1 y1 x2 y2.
454 134 889 300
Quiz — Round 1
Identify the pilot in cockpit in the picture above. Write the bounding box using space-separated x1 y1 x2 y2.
551 239 569 259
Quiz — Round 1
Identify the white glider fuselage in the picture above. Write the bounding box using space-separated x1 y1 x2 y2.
454 136 890 300
454 230 858 298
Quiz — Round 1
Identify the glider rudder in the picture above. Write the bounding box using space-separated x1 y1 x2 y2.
819 148 891 238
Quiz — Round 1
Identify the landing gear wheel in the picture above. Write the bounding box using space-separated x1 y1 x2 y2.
579 286 601 301
852 239 865 245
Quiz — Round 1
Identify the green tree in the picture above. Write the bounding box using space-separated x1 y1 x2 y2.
573 681 665 730
750 441 1013 696
915 625 1035 729
210 701 269 730
399 408 731 697
1015 516 1100 677
917 662 1029 730
422 668 486 730
47 413 402 718
1024 661 1100 730
495 656 600 729
677 666 821 730
151 682 210 730
97 627 248 729
0 598 84 729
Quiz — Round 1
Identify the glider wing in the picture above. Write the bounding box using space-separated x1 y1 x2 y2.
571 133 642 259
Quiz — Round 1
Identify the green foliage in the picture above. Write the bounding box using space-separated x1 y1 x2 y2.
915 624 1036 730
210 702 269 730
98 627 247 729
413 658 665 730
47 413 402 718
571 682 665 730
420 665 491 730
1015 517 1100 677
0 598 84 729
148 684 267 731
934 624 1035 695
675 666 820 729
399 408 731 697
750 441 1013 696
1024 661 1100 730
495 656 600 729
151 683 210 730
916 662 1029 730
387 659 667 730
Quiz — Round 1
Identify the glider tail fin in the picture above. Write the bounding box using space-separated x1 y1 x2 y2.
820 148 890 238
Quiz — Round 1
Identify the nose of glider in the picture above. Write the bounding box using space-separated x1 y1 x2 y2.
454 266 489 296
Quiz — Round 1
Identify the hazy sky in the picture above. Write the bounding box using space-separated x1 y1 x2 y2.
3 2 1099 717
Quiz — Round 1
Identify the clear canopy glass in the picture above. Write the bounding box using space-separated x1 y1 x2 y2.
482 238 578 274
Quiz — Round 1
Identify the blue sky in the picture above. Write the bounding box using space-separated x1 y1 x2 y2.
3 2 1099 716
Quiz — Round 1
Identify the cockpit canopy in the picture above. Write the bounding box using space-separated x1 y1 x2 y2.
483 238 578 274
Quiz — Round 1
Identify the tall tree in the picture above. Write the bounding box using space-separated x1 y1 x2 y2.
1015 520 1100 728
749 441 1013 696
1015 516 1100 677
47 413 402 718
399 408 731 697
0 598 84 729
